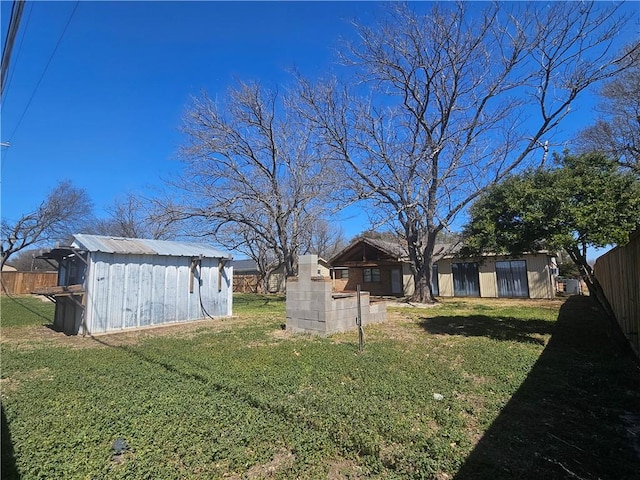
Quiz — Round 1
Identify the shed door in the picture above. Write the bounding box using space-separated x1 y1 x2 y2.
391 268 402 295
452 262 480 297
496 260 529 298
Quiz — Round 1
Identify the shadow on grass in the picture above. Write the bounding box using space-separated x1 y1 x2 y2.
418 314 554 345
454 296 640 480
2 294 53 324
1 403 20 479
88 336 306 433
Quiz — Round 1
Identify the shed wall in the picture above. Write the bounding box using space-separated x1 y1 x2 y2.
83 252 232 335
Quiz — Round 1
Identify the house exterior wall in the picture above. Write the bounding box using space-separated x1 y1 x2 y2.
402 263 414 296
478 259 498 298
340 266 402 296
523 254 553 299
437 260 454 297
332 250 553 300
434 254 553 299
333 276 349 292
82 252 232 335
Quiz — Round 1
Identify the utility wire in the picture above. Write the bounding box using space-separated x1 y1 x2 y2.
1 0 26 100
5 1 79 144
2 0 34 106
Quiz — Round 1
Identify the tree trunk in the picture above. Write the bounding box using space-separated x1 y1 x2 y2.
408 232 438 304
411 264 437 303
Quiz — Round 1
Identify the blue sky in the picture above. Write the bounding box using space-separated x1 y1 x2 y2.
1 1 637 259
1 1 381 235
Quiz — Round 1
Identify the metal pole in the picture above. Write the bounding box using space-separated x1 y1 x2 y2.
356 284 364 353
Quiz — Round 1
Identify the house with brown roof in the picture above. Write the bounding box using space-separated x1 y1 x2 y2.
330 237 557 299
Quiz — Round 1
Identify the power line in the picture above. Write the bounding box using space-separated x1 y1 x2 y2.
6 0 80 144
2 0 34 106
1 0 26 100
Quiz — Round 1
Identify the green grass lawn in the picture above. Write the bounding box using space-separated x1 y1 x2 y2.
1 294 638 479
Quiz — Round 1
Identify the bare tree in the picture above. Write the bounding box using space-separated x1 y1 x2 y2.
576 63 640 175
170 81 336 284
302 218 346 260
89 193 177 240
299 2 637 302
7 248 57 271
1 180 93 268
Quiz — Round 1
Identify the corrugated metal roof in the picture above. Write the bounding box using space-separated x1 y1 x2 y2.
72 234 232 259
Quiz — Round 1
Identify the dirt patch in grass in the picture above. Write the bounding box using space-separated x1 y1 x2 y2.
451 297 564 308
0 378 20 397
227 449 296 479
0 315 255 350
326 458 366 479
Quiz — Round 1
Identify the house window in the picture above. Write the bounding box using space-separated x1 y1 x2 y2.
334 269 349 280
364 268 381 283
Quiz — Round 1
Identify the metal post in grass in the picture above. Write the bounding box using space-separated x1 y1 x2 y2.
356 284 364 353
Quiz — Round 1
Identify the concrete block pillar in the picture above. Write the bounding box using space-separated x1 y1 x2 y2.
298 254 318 281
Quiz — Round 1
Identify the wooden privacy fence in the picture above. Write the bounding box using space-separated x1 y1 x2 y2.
234 275 263 294
594 229 640 357
1 271 58 295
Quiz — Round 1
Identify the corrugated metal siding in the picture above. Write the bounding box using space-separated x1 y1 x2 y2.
83 252 232 335
73 234 232 259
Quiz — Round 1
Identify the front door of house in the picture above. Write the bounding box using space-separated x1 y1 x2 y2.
391 268 402 295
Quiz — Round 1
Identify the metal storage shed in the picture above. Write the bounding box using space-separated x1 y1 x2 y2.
34 234 233 335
